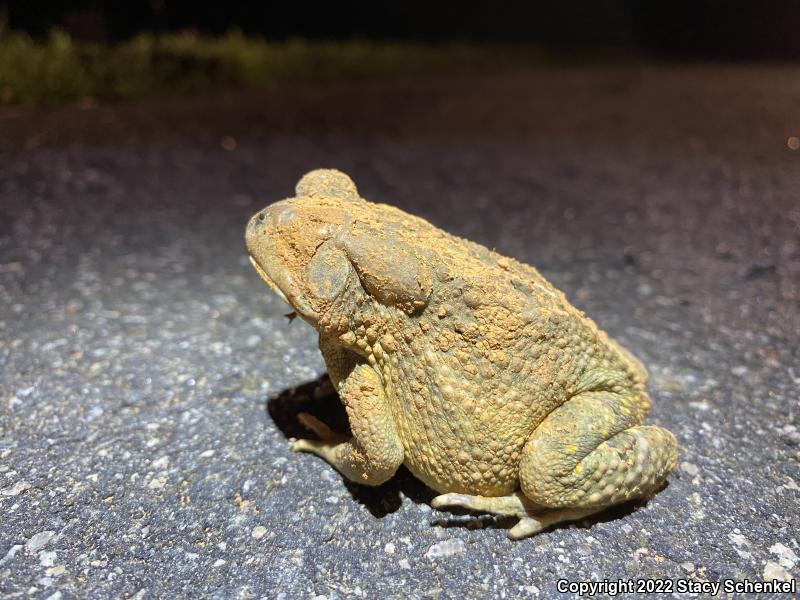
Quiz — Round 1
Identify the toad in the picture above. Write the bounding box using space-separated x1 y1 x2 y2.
245 169 678 539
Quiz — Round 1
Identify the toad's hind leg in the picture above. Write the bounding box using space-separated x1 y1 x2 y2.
432 388 677 539
517 389 677 535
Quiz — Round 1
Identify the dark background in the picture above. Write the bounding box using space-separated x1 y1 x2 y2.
5 0 800 59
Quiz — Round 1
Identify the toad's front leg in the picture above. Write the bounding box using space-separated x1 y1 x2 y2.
292 360 404 486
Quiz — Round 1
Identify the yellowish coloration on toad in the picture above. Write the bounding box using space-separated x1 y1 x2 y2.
245 169 678 539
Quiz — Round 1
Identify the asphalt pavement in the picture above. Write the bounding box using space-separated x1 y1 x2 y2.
1 65 799 598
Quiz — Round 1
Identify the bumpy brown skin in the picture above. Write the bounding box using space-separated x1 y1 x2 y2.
245 169 678 539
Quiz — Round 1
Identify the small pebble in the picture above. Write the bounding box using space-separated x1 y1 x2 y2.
424 538 466 560
0 544 23 566
769 542 798 569
26 531 56 554
763 561 793 582
151 456 169 470
1 481 31 496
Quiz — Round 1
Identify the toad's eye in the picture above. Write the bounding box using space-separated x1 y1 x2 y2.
306 241 351 301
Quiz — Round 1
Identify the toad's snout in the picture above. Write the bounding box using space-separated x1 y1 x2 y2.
246 201 298 240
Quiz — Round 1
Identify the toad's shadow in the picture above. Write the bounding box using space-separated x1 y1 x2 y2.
267 374 652 533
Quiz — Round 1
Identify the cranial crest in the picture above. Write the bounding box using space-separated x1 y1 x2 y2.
340 224 432 313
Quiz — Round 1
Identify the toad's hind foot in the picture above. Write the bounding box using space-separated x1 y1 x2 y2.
431 492 606 539
431 491 537 517
507 507 602 540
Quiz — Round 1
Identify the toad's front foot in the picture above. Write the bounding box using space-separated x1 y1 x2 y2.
291 412 349 453
290 365 404 488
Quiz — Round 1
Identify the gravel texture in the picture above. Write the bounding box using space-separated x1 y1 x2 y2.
1 65 799 598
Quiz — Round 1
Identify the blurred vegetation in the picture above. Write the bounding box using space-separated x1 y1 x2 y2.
0 29 545 107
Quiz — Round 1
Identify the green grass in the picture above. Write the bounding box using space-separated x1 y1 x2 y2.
0 29 545 107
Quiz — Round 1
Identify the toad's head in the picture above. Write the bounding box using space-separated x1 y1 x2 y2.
245 169 432 331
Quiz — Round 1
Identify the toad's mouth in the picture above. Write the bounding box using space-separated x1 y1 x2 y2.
249 255 290 306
